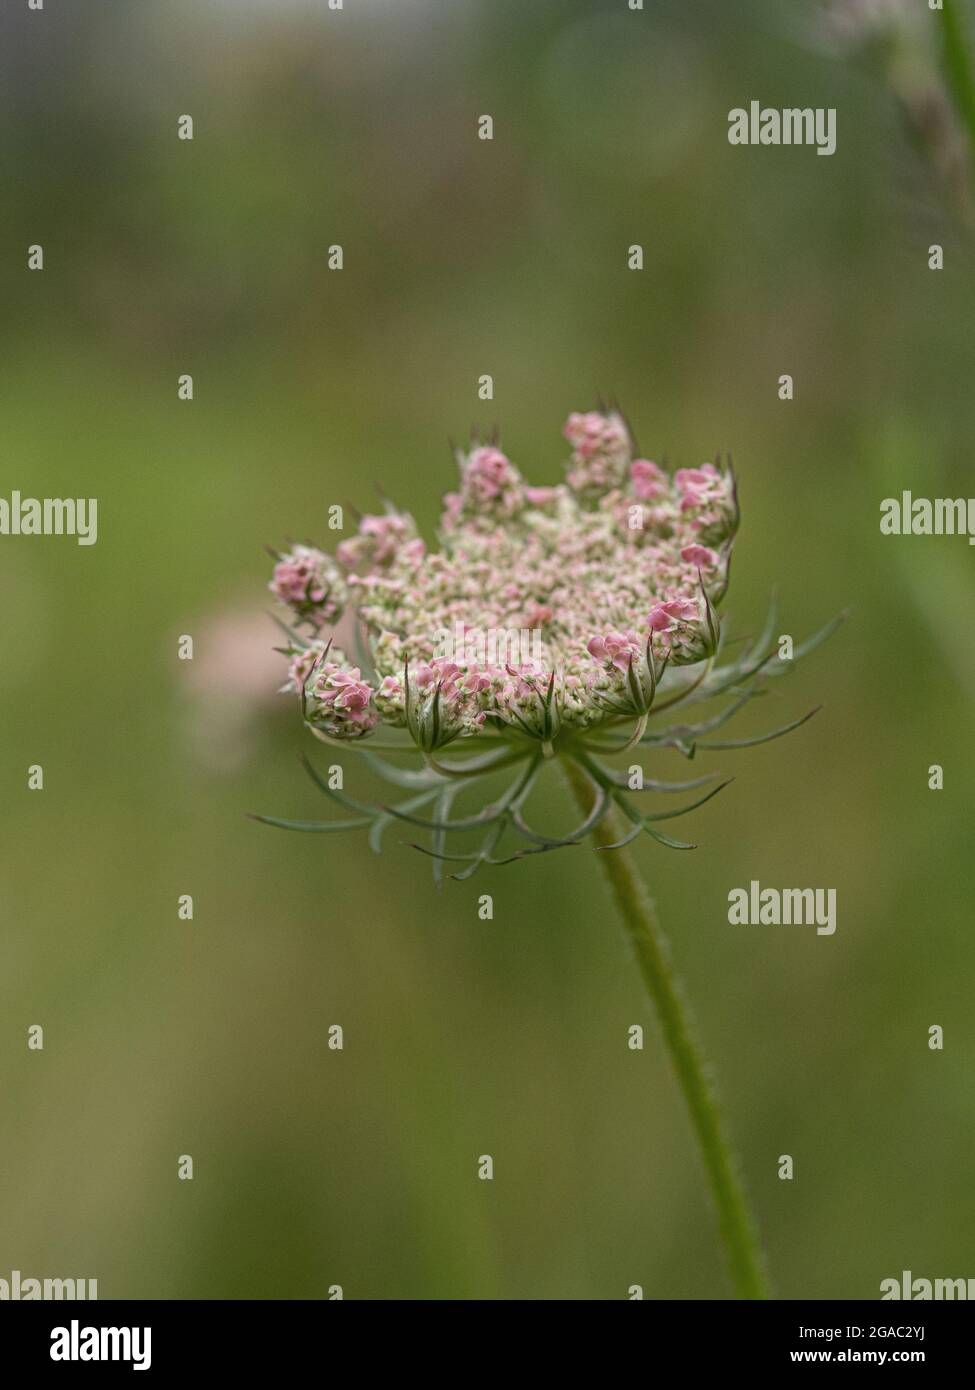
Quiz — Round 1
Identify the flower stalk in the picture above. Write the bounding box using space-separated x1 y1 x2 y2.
562 754 769 1300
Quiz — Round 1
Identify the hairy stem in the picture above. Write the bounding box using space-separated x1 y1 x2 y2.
562 756 769 1299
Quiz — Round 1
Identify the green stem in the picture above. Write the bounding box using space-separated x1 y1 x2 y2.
562 756 769 1299
940 1 975 162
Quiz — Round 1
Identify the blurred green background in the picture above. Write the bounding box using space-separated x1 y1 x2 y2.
2 0 973 1300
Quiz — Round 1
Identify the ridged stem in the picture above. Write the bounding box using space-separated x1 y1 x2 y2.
562 756 769 1299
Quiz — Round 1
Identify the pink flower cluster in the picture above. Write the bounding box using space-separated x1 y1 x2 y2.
587 630 643 672
563 410 632 498
673 465 738 546
305 658 378 740
284 641 329 694
680 543 719 569
270 545 346 628
337 513 424 574
442 445 525 529
676 465 724 510
631 458 667 501
268 410 739 742
587 595 705 677
648 596 701 633
377 659 497 738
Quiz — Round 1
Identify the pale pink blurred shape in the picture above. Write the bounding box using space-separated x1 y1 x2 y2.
182 605 288 772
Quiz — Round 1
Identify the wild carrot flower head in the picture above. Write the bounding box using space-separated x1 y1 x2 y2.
260 409 842 879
